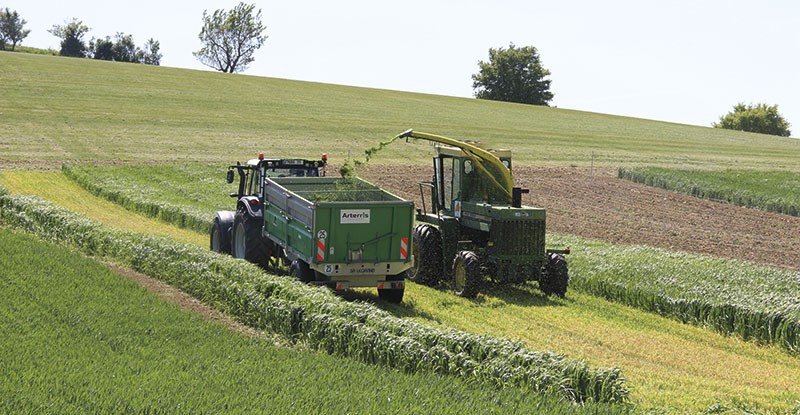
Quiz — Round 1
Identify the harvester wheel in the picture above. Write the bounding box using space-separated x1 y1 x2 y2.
232 209 271 268
540 253 569 297
407 224 443 286
289 260 315 283
210 217 231 254
452 251 481 298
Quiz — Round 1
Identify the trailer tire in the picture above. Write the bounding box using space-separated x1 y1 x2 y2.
408 224 442 286
290 260 315 283
210 217 231 254
452 251 481 298
232 209 271 268
378 273 405 303
540 253 569 297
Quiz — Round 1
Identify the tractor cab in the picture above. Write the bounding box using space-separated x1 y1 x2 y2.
226 153 328 199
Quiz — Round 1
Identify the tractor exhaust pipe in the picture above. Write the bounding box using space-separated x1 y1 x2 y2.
512 187 529 208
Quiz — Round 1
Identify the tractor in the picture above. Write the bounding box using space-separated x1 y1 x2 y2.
397 129 569 298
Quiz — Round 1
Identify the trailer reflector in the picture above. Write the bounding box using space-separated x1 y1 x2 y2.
400 237 408 259
317 239 325 262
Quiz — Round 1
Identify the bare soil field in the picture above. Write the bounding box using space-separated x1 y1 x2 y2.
362 165 800 271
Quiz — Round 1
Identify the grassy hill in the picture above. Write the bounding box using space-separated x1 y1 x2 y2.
4 51 800 413
2 51 799 170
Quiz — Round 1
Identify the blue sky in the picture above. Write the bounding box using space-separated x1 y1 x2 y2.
7 0 800 134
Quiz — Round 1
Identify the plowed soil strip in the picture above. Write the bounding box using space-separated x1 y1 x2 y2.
363 165 800 271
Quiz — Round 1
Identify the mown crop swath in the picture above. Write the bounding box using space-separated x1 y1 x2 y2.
619 167 800 217
0 187 629 404
64 163 800 354
1 228 631 414
554 234 800 354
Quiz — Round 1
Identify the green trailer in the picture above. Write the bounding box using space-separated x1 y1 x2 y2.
211 155 412 303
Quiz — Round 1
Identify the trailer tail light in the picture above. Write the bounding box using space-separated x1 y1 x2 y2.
400 237 408 259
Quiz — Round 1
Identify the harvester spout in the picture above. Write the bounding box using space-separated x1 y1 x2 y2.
395 129 515 203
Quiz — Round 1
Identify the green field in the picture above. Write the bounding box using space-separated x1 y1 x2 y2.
4 51 800 414
619 167 800 216
1 227 623 414
58 162 800 355
2 51 800 170
5 169 800 412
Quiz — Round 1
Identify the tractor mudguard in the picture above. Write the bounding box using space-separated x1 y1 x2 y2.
213 210 236 248
237 196 263 218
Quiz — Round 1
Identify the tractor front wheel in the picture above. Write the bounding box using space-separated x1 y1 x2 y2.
540 253 569 297
452 251 481 298
408 224 443 286
210 217 231 254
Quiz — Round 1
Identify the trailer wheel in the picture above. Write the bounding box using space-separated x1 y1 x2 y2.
452 251 481 298
232 209 271 268
378 273 405 303
540 253 569 297
289 260 315 283
408 224 442 286
210 217 231 254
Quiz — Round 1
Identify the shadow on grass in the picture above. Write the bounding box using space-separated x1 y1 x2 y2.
338 289 443 323
479 282 569 308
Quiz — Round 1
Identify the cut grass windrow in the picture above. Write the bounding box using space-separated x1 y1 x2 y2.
0 187 628 404
618 167 800 217
1 229 630 414
554 234 800 355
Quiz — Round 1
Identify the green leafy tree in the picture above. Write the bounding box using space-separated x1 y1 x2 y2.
0 8 31 51
472 43 554 106
141 38 162 65
89 36 114 60
48 18 90 57
89 33 161 65
713 103 791 137
193 2 267 73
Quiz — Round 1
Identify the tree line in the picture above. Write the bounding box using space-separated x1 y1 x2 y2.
1 3 791 137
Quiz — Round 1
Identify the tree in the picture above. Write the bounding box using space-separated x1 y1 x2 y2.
89 36 114 60
193 2 267 73
472 43 554 106
48 18 90 57
0 8 31 51
713 103 791 137
140 38 162 66
89 33 161 65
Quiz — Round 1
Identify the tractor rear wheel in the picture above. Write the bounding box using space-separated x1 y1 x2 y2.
407 224 443 286
232 209 271 268
540 253 569 297
210 217 231 254
452 250 481 298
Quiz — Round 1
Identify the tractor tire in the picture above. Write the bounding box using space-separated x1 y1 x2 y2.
232 209 271 268
210 217 231 255
452 250 482 298
290 259 315 283
378 272 405 303
540 253 569 297
407 224 443 286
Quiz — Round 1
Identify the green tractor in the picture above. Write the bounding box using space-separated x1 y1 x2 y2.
397 129 569 298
